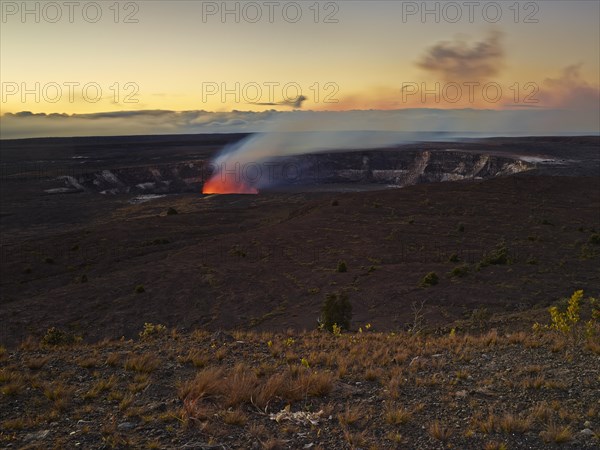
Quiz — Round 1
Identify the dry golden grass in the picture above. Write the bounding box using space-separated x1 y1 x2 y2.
0 370 25 396
83 375 117 399
2 416 37 430
484 441 508 450
248 423 268 440
364 366 381 381
43 382 73 411
498 413 532 433
262 438 285 450
530 402 553 423
253 372 286 409
428 420 452 441
128 373 150 393
78 355 100 369
292 370 335 399
222 408 247 426
215 347 227 361
179 349 207 368
473 414 496 434
338 404 364 427
18 336 38 351
105 352 121 367
384 404 412 425
520 374 545 389
539 422 573 443
343 428 368 447
225 363 259 406
543 379 567 390
178 366 225 402
119 394 135 411
386 431 404 444
508 331 527 345
336 360 348 379
524 336 543 348
521 364 544 374
584 339 600 354
0 368 22 383
25 356 50 370
107 390 124 402
284 351 299 364
123 353 160 373
386 375 405 400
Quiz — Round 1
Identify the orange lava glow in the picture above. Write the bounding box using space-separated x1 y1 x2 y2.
202 176 258 194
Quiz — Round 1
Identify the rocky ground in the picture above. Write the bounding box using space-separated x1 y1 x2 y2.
1 322 598 449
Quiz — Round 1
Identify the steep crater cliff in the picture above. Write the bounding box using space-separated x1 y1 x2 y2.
49 149 533 195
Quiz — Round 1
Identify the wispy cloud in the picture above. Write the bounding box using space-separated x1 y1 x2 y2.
540 64 600 110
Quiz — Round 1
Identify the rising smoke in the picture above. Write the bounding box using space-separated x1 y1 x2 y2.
202 106 593 192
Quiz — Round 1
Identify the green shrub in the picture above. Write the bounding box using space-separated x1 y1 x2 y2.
336 260 347 273
580 244 597 259
449 265 469 278
229 245 246 258
135 285 145 294
320 292 352 332
420 272 439 287
533 290 599 342
139 323 167 340
590 233 600 245
166 207 178 216
41 327 77 346
480 242 510 266
448 253 459 263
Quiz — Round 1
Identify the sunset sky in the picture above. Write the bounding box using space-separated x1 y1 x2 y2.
1 1 599 138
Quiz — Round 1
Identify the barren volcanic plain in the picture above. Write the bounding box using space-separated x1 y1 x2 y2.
1 134 598 346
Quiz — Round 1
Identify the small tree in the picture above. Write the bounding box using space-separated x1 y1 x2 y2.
320 292 352 332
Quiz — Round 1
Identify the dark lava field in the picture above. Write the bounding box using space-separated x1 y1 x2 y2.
1 135 598 347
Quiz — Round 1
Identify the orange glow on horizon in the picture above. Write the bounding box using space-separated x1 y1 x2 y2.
202 176 258 194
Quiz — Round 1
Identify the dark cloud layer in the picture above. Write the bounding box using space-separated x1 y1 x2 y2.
417 31 504 81
1 106 598 140
0 110 277 139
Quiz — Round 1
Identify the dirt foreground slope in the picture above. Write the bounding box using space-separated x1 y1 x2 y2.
1 325 599 449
